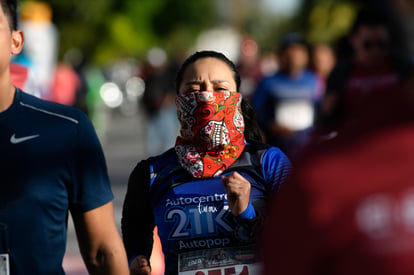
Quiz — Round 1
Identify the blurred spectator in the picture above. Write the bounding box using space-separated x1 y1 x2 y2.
317 7 414 135
65 48 91 115
10 63 28 90
258 51 279 77
260 3 414 275
50 62 80 107
11 47 40 97
49 49 94 121
252 33 323 159
18 1 59 100
83 65 108 142
309 43 336 88
140 47 180 157
237 36 263 98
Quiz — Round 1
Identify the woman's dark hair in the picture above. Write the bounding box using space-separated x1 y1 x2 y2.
175 50 264 143
240 97 264 143
1 0 18 31
175 50 241 92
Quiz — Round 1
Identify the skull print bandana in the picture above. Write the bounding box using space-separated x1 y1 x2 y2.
175 90 246 178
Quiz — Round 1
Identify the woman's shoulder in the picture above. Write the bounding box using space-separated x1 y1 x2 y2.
131 148 177 172
238 141 288 168
245 140 271 151
245 141 292 170
147 147 176 162
145 147 181 173
245 140 287 157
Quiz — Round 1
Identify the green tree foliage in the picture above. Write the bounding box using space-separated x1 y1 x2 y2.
293 0 360 49
22 0 218 65
29 0 117 64
20 0 365 65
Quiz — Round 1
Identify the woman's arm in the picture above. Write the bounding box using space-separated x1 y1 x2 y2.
121 160 155 272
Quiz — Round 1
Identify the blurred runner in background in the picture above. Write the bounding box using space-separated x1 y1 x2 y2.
317 6 414 135
252 33 323 159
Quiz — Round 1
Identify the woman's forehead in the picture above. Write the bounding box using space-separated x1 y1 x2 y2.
182 58 234 80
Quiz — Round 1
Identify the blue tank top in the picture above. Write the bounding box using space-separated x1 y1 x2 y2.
143 143 291 274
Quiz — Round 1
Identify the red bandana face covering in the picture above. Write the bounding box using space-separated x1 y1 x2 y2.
175 90 246 178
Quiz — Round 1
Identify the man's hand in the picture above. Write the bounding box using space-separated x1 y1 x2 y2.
130 255 151 275
221 172 251 216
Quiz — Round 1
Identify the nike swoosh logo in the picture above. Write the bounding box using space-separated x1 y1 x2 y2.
10 134 40 144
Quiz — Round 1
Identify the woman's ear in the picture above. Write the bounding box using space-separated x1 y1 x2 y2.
11 30 24 55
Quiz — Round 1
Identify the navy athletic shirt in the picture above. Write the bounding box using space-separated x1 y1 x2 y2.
122 142 292 274
0 89 114 274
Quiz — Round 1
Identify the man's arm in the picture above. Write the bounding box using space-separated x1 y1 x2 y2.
72 201 129 275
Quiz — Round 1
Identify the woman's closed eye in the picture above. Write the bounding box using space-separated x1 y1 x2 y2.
183 86 230 94
183 86 200 93
214 87 229 92
187 89 200 93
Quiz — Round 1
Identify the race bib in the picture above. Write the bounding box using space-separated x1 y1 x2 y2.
178 246 261 275
276 100 314 131
0 254 10 275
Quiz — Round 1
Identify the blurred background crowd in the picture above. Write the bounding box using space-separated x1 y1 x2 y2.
13 0 401 158
10 0 414 274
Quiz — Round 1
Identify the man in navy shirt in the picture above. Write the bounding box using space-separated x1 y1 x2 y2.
0 0 129 274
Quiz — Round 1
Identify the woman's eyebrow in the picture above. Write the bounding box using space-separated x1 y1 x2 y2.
211 80 230 84
184 80 202 85
184 80 230 85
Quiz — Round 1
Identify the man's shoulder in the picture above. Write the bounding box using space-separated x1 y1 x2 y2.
19 89 87 125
